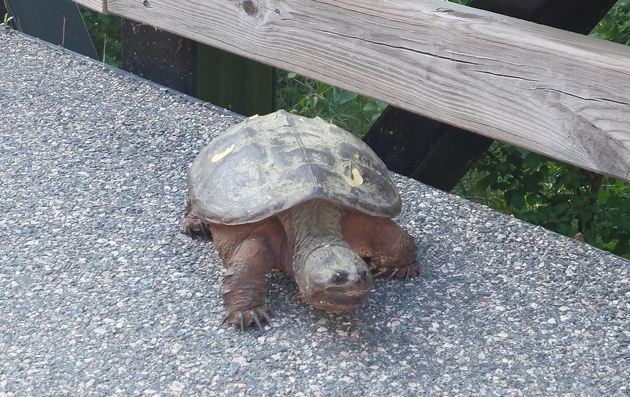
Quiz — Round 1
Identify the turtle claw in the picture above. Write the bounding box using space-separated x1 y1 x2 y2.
371 262 419 282
404 264 419 282
251 312 263 332
266 305 277 317
199 222 212 239
238 313 245 332
385 269 398 282
223 304 275 331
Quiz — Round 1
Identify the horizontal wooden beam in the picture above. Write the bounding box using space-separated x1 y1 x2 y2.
79 0 630 181
73 0 103 13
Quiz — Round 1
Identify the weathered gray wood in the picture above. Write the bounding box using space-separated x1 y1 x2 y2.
73 0 103 13
82 0 630 181
363 0 617 191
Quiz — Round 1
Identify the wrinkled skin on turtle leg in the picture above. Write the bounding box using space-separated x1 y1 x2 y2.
341 212 419 281
209 221 284 331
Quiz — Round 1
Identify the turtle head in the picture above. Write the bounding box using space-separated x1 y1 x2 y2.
295 245 373 311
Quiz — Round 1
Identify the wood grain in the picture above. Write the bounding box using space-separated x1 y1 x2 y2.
82 0 630 181
73 0 105 13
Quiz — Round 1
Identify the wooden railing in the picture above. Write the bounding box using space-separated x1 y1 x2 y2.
75 0 630 182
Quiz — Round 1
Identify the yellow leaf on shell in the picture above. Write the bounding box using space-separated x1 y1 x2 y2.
344 168 363 187
211 144 235 163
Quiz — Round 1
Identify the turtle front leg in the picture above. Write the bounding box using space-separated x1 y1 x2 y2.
221 260 276 331
211 222 284 331
341 212 419 281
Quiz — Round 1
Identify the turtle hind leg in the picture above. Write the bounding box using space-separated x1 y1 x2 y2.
341 212 419 281
179 198 213 239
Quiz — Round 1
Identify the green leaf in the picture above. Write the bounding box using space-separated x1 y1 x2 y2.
597 189 610 203
509 192 526 210
331 89 357 106
512 196 526 211
363 101 382 112
476 177 490 191
315 84 330 95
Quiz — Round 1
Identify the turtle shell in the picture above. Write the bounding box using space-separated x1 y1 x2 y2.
188 110 401 225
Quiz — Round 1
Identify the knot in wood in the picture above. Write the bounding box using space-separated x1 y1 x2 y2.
241 0 259 16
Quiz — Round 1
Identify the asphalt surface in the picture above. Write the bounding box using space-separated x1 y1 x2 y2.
1 29 629 396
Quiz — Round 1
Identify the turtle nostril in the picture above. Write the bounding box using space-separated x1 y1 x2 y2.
332 271 349 285
358 268 368 281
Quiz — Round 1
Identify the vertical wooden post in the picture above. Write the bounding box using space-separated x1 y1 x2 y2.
121 19 274 115
197 44 274 116
121 19 198 96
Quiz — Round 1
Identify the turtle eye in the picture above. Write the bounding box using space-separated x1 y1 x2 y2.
332 271 349 285
361 257 372 265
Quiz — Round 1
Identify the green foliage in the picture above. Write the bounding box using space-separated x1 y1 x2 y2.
80 7 122 67
276 71 386 137
454 145 630 257
591 0 630 45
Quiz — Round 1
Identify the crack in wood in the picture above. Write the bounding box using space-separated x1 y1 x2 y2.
311 27 480 66
540 87 630 107
473 69 537 82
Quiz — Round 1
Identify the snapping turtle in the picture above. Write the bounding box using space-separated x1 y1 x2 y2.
181 110 417 330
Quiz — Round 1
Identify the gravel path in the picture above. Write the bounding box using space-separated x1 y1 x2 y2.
1 29 629 396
